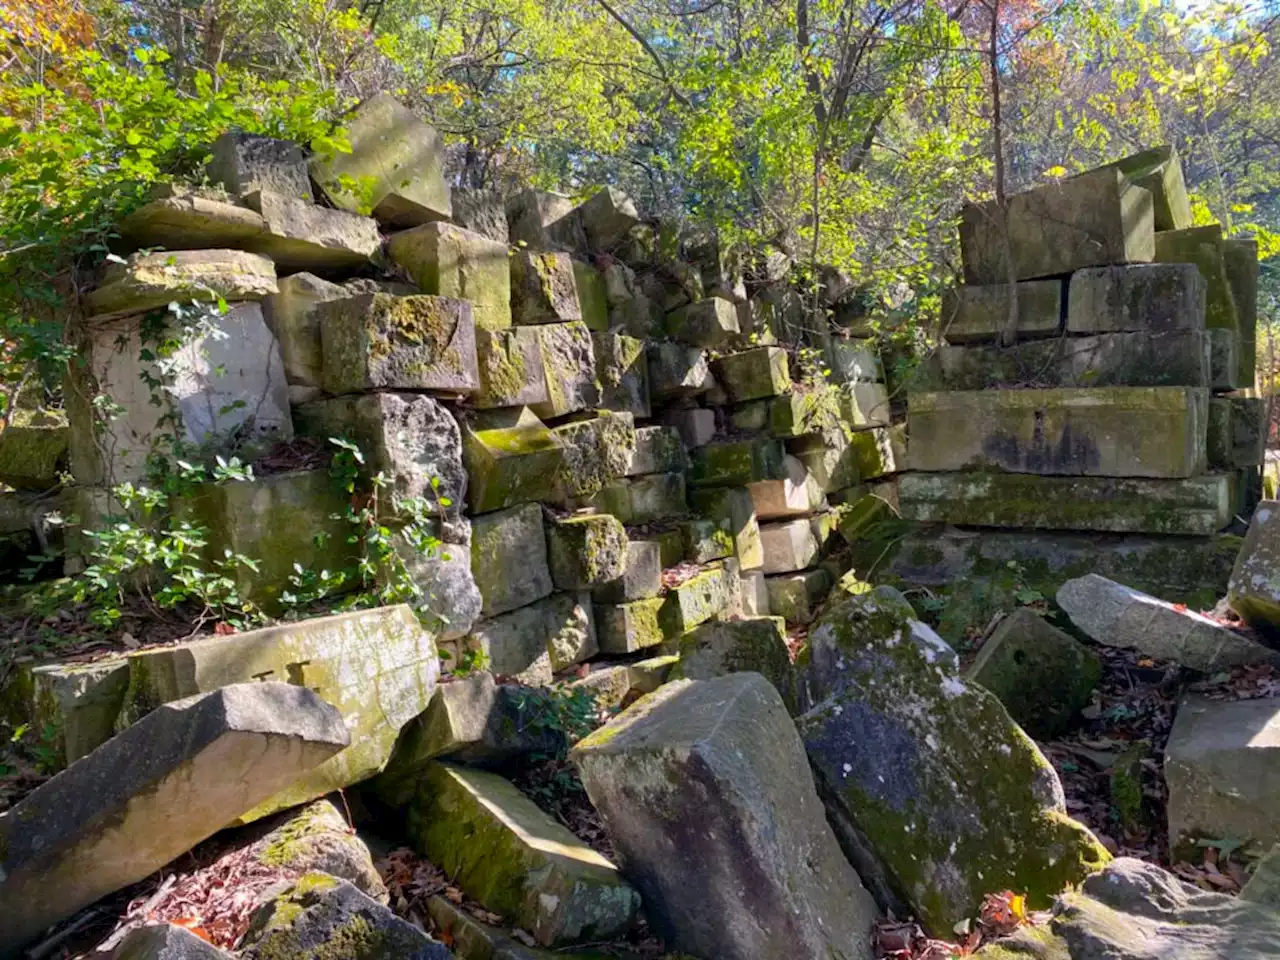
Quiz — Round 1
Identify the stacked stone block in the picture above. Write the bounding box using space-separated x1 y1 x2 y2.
902 146 1262 537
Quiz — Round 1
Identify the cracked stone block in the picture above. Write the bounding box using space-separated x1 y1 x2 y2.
207 132 312 200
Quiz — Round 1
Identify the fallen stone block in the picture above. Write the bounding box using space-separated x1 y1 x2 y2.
688 486 763 570
208 132 312 200
666 296 740 347
664 406 716 448
673 617 795 707
461 409 565 514
960 167 1153 284
1229 501 1280 635
293 391 465 508
109 924 236 960
659 564 734 634
592 540 662 602
547 514 628 590
1164 694 1280 853
388 221 512 331
941 279 1062 343
463 592 596 683
529 321 599 419
552 410 636 500
573 673 878 960
966 608 1100 739
243 190 381 273
680 516 734 563
766 569 831 625
474 327 549 409
593 331 650 418
1059 574 1280 672
711 346 791 402
1209 396 1266 470
748 454 825 520
240 872 452 960
898 471 1232 535
595 597 667 654
1154 223 1239 335
907 386 1208 478
116 183 267 251
85 249 277 320
648 342 713 398
471 502 553 618
310 93 451 226
798 588 1109 933
249 799 387 901
577 186 641 250
1066 263 1204 334
759 518 819 574
840 381 890 428
1226 236 1259 389
0 683 348 954
405 762 640 946
511 249 583 326
319 292 479 395
587 472 687 524
626 425 687 476
690 437 786 488
1108 144 1192 231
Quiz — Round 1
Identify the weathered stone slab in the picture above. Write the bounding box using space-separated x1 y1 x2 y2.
548 514 627 590
688 486 763 570
898 471 1232 535
941 279 1062 343
310 93 451 226
1108 144 1193 231
208 132 312 200
388 221 512 331
572 260 609 331
0 683 347 954
1208 396 1266 470
86 249 277 320
241 873 452 960
592 540 662 603
261 272 346 403
593 332 650 418
1228 501 1280 634
765 569 831 626
117 183 267 251
248 799 387 900
0 411 66 490
916 329 1210 392
587 473 687 524
798 588 1109 933
511 250 582 326
452 187 508 243
827 338 883 383
319 292 478 395
966 608 1100 738
471 502 552 617
406 763 640 945
1164 694 1280 853
577 187 641 250
552 410 635 500
506 189 582 249
960 167 1153 284
293 391 465 508
595 597 667 653
1066 263 1204 334
647 342 713 398
626 425 687 476
1225 237 1259 389
529 321 599 419
664 407 715 448
573 673 878 960
244 190 381 273
666 297 740 347
1154 224 1238 334
462 592 596 682
748 454 825 520
711 346 791 402
680 517 733 563
1209 327 1241 390
473 327 549 409
741 569 771 615
907 387 1208 478
839 380 891 428
1059 574 1280 672
659 564 734 634
690 437 786 488
759 518 819 574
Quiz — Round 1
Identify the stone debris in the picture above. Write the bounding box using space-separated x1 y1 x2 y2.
109 924 237 960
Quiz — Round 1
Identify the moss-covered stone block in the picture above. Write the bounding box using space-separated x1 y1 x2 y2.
0 411 67 490
594 597 667 654
1108 144 1192 230
587 472 687 524
1209 396 1266 470
673 616 795 709
573 260 610 332
116 182 269 251
658 564 733 634
766 569 831 626
592 539 661 603
689 437 785 488
388 221 511 331
462 591 596 682
84 248 277 320
1154 224 1238 334
941 279 1062 343
474 326 549 409
748 454 825 521
593 331 650 418
679 516 733 563
665 296 740 347
511 249 583 325
1066 263 1204 334
548 514 628 590
759 518 819 575
462 408 566 514
647 342 713 398
319 292 480 395
710 346 791 402
1225 237 1259 389
847 426 900 479
626 425 687 476
552 410 636 500
529 321 600 419
471 502 552 617
798 588 1110 934
688 486 763 570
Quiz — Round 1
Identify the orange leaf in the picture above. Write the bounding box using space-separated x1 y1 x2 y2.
170 919 214 943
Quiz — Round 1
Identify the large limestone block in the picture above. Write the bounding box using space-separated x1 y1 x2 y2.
116 183 267 251
505 189 582 250
391 517 483 641
453 187 508 243
510 250 583 325
666 297 740 347
941 279 1062 343
1154 224 1239 333
0 411 67 490
658 564 734 634
748 454 825 520
1165 694 1280 851
689 486 763 570
67 302 292 485
593 332 650 418
262 272 346 403
551 410 636 500
966 607 1100 738
671 618 795 709
207 132 312 200
759 518 819 574
122 605 438 820
293 391 466 508
1208 396 1266 470
529 322 600 419
0 683 347 955
471 503 553 618
797 589 1109 933
960 167 1154 284
690 437 786 488
319 292 479 395
592 540 662 602
1066 263 1205 334
585 472 687 524
898 471 1232 535
475 327 549 409
244 190 381 273
406 763 640 945
711 346 791 402
647 342 713 398
595 597 667 653
110 924 236 959
85 249 277 320
310 93 451 226
1059 574 1280 672
240 873 452 960
388 221 512 331
663 406 715 448
573 260 610 331
1108 144 1193 231
577 186 641 250
462 592 596 682
917 329 1210 392
975 857 1280 960
573 674 879 960
547 514 628 590
1225 237 1260 388
1228 500 1280 634
906 387 1208 479
626 425 686 476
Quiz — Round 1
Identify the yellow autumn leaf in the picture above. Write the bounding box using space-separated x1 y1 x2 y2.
1009 893 1029 922
1045 165 1068 178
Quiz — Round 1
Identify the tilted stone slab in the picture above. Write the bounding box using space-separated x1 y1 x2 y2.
85 249 277 320
120 605 438 820
907 387 1208 478
1228 500 1280 635
0 683 347 954
475 327 549 409
243 190 381 273
319 292 479 395
572 673 878 960
406 763 640 946
916 329 1210 392
1107 144 1193 231
471 502 553 618
116 183 267 251
898 471 1232 535
593 331 650 418
1066 263 1204 334
388 221 512 331
647 342 713 398
207 132 312 200
711 346 791 402
1165 694 1280 852
310 93 451 226
960 167 1153 284
797 588 1109 933
671 617 795 710
1208 396 1266 470
1059 574 1280 672
941 279 1062 343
